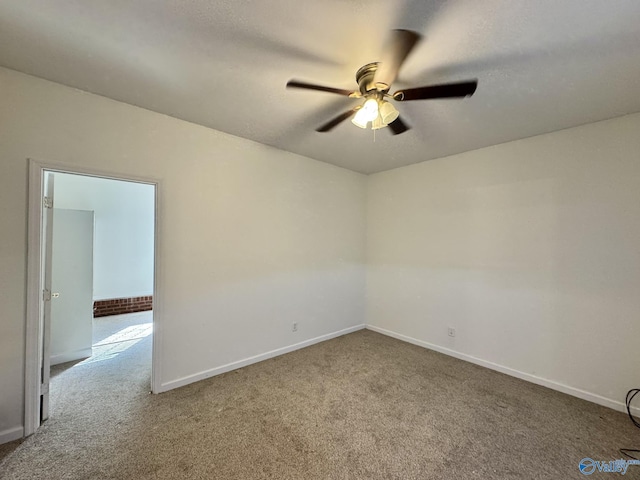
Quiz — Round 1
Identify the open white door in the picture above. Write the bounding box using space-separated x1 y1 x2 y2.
40 171 55 422
50 209 94 365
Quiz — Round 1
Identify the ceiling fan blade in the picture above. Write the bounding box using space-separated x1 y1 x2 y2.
373 29 422 90
387 116 410 135
316 107 360 132
287 80 354 96
393 80 478 101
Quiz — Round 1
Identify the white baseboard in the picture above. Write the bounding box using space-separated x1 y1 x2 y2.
0 426 24 445
366 325 640 416
51 348 93 366
158 324 366 393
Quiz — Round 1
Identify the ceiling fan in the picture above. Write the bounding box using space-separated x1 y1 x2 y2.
286 29 478 135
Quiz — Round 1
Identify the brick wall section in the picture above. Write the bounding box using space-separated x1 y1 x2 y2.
93 296 153 317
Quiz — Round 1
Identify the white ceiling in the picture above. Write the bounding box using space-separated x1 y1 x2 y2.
1 1 640 174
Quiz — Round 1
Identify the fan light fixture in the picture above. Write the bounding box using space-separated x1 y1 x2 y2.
286 30 478 135
352 97 399 130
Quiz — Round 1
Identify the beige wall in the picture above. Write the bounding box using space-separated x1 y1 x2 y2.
0 68 367 439
367 113 640 412
3 64 639 442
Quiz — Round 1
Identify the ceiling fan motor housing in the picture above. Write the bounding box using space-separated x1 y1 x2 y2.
356 62 384 95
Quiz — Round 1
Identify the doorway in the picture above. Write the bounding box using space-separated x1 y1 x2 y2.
25 159 161 436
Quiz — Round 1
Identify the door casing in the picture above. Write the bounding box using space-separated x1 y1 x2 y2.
25 158 162 436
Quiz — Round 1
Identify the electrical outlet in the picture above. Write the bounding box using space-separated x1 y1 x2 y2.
447 327 456 338
292 322 298 332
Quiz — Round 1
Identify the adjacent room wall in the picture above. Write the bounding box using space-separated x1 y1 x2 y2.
366 113 640 413
54 172 155 301
0 67 366 441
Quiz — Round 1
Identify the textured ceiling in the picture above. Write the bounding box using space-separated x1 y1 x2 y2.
1 0 640 174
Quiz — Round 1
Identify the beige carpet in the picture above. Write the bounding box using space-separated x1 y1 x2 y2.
1 313 638 479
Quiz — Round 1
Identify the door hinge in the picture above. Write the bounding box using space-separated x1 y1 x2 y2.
43 289 51 301
40 383 49 395
43 196 53 209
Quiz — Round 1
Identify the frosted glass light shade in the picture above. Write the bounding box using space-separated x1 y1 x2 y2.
380 101 399 124
371 115 386 130
352 98 380 128
352 109 368 128
361 98 379 121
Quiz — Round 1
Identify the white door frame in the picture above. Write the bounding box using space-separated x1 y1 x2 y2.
25 158 162 436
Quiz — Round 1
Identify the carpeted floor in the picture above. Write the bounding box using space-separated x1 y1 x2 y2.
1 312 638 479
